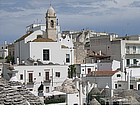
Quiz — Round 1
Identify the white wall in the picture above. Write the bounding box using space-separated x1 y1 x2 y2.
30 42 74 65
112 71 125 89
15 41 30 64
83 71 125 90
59 35 73 47
126 67 140 78
25 30 44 43
13 65 68 96
14 31 74 65
0 45 8 58
80 63 97 77
66 93 79 105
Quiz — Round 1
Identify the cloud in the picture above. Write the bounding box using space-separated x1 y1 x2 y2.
0 0 140 44
130 1 140 7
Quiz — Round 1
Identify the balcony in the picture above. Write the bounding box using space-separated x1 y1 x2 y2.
27 82 34 85
26 82 34 88
44 79 51 83
126 53 140 59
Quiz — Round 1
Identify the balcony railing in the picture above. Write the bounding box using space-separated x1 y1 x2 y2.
44 79 51 83
27 82 34 85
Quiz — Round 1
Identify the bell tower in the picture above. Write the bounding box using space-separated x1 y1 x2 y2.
46 5 57 41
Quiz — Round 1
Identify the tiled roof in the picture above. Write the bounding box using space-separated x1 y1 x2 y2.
87 71 118 77
32 38 54 42
15 31 33 43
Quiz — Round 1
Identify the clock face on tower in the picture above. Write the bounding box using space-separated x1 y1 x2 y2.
50 20 54 28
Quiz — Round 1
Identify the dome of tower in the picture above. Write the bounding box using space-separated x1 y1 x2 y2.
47 6 56 16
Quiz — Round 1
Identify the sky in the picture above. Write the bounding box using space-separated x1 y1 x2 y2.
0 0 140 45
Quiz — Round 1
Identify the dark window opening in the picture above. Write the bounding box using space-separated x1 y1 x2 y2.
45 72 49 81
20 74 23 80
88 68 91 74
43 49 50 61
133 59 137 65
126 59 130 66
118 84 121 87
56 72 60 77
130 85 134 89
117 74 121 77
50 20 54 28
66 54 70 63
46 87 50 93
28 73 33 83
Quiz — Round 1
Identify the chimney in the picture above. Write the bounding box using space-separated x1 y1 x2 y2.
17 57 19 65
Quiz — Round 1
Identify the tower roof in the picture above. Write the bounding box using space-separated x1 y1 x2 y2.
47 6 56 17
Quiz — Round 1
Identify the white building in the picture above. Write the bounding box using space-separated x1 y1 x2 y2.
83 70 125 90
76 63 97 78
76 60 120 78
0 42 8 59
111 38 140 72
3 5 75 96
3 63 68 96
90 35 140 72
14 5 74 65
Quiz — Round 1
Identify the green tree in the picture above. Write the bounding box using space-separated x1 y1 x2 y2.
5 55 14 64
68 64 76 78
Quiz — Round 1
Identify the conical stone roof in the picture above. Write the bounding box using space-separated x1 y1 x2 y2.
0 79 44 105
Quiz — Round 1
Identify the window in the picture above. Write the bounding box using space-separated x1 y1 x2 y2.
126 46 130 54
118 84 121 87
133 59 137 65
28 73 33 83
20 74 23 80
115 84 117 89
50 20 54 28
43 49 50 61
56 72 60 77
133 46 136 54
138 84 140 90
126 59 130 66
82 69 84 71
0 69 1 71
33 62 38 66
66 54 70 63
117 74 121 77
88 68 91 74
130 85 134 89
46 87 50 93
39 72 41 76
45 72 49 81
